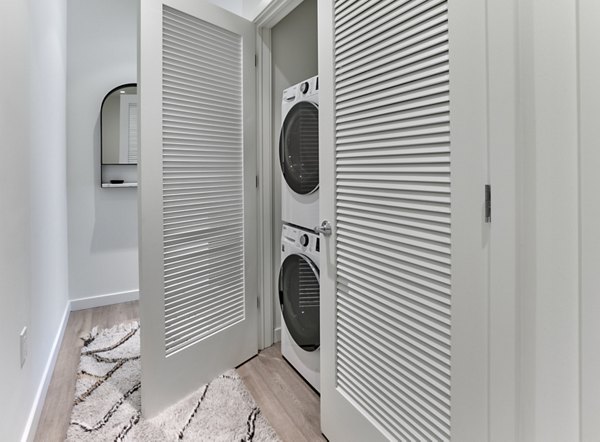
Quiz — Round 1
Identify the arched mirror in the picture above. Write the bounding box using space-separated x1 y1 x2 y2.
101 83 138 165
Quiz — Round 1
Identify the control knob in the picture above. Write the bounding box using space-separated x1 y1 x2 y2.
299 234 309 247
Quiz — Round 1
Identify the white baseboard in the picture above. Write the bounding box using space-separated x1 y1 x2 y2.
70 289 139 311
274 326 281 343
21 302 70 442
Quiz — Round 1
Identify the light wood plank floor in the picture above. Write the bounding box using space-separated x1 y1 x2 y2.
238 344 325 442
34 302 324 442
34 302 140 442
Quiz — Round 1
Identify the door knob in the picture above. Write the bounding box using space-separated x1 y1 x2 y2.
314 220 332 236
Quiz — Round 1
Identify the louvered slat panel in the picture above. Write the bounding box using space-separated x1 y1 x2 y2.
162 6 244 356
333 0 451 440
128 102 138 163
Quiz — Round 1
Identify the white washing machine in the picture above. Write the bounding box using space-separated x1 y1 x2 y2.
280 75 319 230
279 223 320 392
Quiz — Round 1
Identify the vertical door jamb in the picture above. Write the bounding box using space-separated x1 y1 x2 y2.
255 24 273 350
253 0 305 350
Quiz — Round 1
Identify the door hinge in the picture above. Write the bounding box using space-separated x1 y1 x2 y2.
485 184 492 223
255 175 259 188
255 54 258 67
257 296 260 309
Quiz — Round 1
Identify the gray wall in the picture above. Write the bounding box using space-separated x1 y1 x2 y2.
271 0 318 338
67 0 139 302
0 0 69 439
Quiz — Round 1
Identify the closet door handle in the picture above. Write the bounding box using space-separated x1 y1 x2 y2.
314 220 332 236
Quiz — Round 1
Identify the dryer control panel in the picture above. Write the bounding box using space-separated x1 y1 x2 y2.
282 75 319 104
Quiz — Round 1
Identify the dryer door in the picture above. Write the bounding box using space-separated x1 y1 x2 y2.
279 101 320 195
279 253 320 351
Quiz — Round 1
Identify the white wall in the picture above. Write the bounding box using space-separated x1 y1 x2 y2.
67 0 139 303
271 0 318 339
211 0 243 16
0 2 33 438
210 0 267 20
242 0 273 20
0 0 69 439
578 1 600 439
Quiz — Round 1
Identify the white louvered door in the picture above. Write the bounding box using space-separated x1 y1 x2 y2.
318 0 489 441
139 0 257 417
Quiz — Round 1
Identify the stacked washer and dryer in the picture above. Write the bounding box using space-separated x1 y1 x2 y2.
278 75 321 392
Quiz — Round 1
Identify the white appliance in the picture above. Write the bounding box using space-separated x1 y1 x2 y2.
279 223 320 391
280 75 319 230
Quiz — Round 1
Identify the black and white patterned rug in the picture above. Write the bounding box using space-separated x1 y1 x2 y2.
66 321 280 441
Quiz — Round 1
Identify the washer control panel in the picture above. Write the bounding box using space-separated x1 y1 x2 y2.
281 224 319 255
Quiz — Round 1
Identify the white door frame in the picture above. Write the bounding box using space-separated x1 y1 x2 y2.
253 0 304 350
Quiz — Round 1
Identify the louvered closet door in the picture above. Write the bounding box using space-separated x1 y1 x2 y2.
139 0 257 417
318 0 489 440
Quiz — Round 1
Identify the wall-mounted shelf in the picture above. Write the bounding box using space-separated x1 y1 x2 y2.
101 182 138 188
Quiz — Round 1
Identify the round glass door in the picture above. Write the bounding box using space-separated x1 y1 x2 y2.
279 254 320 351
279 101 319 195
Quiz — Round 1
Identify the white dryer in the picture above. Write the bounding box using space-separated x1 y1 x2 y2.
279 223 320 392
279 75 319 230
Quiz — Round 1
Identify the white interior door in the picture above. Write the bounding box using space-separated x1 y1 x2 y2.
318 0 489 440
138 0 257 417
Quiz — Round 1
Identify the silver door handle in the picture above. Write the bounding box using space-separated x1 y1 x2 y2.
314 220 332 236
